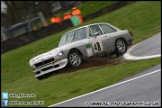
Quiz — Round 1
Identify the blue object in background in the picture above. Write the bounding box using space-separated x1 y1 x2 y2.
2 100 8 106
2 92 8 99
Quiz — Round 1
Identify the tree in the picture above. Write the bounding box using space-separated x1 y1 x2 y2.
2 1 36 27
4 1 22 23
36 1 52 18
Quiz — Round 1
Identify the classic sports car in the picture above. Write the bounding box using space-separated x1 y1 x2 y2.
29 22 133 80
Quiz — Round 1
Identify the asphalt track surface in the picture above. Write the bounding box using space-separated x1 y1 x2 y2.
123 32 161 60
49 33 161 107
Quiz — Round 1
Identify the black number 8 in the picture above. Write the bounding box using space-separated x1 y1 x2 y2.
96 42 101 51
94 42 101 51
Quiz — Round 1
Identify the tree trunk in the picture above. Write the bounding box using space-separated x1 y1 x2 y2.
4 1 16 26
10 1 22 23
5 1 22 23
38 1 52 18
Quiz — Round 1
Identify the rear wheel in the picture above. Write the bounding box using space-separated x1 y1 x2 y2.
115 39 128 56
68 50 83 67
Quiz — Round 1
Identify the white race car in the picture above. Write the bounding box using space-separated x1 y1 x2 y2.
29 22 133 80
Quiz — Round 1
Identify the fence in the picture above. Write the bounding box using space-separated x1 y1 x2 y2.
1 19 73 53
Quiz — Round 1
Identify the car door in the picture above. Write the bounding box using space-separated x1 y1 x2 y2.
88 24 108 54
98 23 119 53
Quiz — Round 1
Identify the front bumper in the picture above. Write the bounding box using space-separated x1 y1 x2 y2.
34 58 68 78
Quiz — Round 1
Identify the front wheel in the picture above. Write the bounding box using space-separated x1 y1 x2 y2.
36 76 43 80
115 39 128 56
68 50 83 67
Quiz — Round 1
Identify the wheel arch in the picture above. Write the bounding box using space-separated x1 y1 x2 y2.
67 48 84 66
115 37 128 46
68 48 83 57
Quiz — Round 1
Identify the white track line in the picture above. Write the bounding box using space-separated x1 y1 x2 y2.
49 69 161 107
123 53 161 61
123 33 161 60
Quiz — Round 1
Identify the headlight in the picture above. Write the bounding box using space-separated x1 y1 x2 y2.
57 50 64 57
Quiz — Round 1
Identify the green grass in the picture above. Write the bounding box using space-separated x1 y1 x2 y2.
81 1 161 44
1 1 161 107
2 58 161 107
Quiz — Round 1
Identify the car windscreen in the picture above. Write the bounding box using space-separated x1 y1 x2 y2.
58 34 67 47
73 28 86 41
58 31 74 47
58 27 86 47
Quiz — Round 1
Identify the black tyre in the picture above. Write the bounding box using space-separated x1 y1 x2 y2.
68 50 83 67
37 76 43 80
36 75 45 80
115 39 128 56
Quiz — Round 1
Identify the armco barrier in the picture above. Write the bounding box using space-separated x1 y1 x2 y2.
1 19 73 53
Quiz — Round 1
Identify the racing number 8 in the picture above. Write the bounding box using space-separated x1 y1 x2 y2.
94 42 101 51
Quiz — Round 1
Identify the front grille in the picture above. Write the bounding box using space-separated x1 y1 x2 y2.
35 71 40 75
41 66 53 71
44 58 55 64
34 58 55 68
35 62 44 68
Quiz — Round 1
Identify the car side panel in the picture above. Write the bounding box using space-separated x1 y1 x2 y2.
60 39 93 60
104 30 133 53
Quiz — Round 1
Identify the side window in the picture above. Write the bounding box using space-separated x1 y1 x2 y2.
99 24 117 34
74 28 87 41
89 25 103 36
89 27 93 37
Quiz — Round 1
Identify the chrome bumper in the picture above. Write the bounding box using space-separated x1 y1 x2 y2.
34 58 68 78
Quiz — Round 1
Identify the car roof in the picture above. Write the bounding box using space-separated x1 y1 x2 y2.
62 22 111 36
